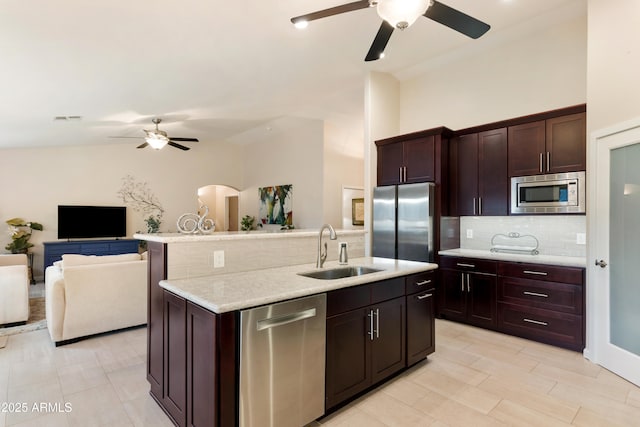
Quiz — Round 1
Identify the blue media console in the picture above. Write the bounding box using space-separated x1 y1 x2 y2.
43 239 140 269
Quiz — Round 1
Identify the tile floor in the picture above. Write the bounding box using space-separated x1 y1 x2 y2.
1 314 639 426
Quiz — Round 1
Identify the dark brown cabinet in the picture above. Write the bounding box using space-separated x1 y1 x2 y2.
405 271 436 366
377 136 435 185
452 128 508 216
325 278 406 410
439 257 497 329
497 261 585 351
163 291 187 427
508 112 586 177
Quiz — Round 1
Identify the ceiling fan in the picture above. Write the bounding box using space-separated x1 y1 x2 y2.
290 0 490 61
111 118 199 150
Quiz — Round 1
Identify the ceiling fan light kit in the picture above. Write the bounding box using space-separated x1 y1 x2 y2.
376 0 431 30
290 0 490 61
110 117 199 151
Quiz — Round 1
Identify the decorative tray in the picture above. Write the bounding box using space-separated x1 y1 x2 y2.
490 232 539 255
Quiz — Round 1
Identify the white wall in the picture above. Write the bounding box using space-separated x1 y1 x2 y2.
587 0 640 132
0 140 243 278
238 117 325 229
399 12 587 132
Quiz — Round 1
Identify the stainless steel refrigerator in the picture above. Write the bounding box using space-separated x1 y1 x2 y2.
372 182 435 262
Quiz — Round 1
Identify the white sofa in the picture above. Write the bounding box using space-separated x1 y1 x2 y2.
45 252 147 344
0 254 30 326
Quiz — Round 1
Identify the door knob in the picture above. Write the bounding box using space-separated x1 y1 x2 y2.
595 259 608 268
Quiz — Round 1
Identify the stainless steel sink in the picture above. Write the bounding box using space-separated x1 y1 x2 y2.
298 266 383 280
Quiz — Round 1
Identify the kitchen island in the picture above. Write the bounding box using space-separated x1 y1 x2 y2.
136 231 438 427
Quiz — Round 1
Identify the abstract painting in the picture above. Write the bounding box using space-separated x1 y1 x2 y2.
258 184 293 226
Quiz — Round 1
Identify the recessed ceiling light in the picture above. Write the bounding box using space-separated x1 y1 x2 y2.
294 20 308 29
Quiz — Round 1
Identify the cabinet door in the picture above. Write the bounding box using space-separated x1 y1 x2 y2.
370 297 406 384
439 269 467 321
406 290 435 366
467 273 497 329
456 133 479 216
546 112 586 174
148 242 167 400
478 128 508 216
508 121 546 177
404 136 435 183
186 302 217 427
325 309 370 409
163 291 187 427
377 142 404 186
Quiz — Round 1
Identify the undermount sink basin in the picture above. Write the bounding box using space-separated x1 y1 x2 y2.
298 266 383 280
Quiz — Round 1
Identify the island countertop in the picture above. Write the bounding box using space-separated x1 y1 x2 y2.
159 257 438 314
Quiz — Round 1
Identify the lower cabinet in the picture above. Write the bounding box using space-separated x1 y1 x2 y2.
405 271 436 366
439 255 585 352
439 257 497 329
161 289 234 427
325 278 407 410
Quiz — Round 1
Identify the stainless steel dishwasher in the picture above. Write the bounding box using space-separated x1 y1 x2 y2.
239 293 326 427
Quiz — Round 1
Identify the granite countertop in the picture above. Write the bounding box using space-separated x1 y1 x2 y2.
438 248 586 268
134 228 365 243
159 257 438 314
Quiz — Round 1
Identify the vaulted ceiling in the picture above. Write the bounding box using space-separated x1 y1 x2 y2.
0 0 585 149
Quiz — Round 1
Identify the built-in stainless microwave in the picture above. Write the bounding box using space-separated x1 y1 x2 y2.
511 171 585 214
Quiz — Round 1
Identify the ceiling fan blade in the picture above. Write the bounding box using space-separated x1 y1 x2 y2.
424 1 490 39
291 0 370 25
136 142 149 149
168 141 190 151
365 21 394 62
169 137 199 142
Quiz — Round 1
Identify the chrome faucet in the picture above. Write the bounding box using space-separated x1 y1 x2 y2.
316 224 337 268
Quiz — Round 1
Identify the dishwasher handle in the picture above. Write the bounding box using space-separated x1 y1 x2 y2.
256 308 317 331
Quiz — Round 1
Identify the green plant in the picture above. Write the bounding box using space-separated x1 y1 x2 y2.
240 215 262 231
5 218 43 254
145 215 161 233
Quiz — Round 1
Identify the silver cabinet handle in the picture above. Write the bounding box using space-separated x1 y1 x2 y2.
461 273 465 292
368 310 375 340
523 318 548 326
457 263 476 268
375 308 380 339
523 270 548 276
404 167 407 183
399 167 403 183
466 274 470 293
256 308 316 331
416 280 432 286
473 197 477 215
539 153 543 173
546 152 550 172
417 290 434 300
523 291 548 298
478 197 482 216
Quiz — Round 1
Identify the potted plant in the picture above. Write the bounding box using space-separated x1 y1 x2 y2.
5 218 43 254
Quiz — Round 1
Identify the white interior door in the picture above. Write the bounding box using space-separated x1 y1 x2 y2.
588 120 640 387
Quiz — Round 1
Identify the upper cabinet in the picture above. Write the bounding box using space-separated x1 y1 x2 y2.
377 135 435 185
452 128 509 216
508 112 586 177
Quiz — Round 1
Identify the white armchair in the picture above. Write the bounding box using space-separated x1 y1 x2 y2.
0 254 30 326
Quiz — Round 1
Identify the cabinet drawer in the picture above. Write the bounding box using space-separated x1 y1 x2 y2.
405 271 436 295
327 284 371 317
371 277 405 304
498 276 583 315
498 302 583 351
498 261 584 285
440 256 497 275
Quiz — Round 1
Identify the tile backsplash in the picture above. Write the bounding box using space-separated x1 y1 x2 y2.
458 216 586 257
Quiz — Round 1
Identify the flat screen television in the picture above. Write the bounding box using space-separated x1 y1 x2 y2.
58 205 127 239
